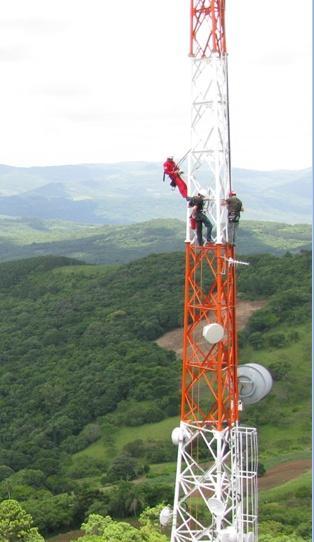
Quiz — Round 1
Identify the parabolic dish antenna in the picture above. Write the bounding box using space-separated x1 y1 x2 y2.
159 506 172 527
171 426 190 445
207 498 225 516
220 527 238 542
203 323 224 344
238 363 273 405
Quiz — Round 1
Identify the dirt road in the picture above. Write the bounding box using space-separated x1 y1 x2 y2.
259 458 312 490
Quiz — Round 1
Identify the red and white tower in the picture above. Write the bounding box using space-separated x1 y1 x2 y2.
166 3 261 541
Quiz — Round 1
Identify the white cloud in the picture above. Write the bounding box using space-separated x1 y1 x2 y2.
0 45 28 62
0 18 68 34
0 0 311 169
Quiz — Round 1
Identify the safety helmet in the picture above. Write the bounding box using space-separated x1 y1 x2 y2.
229 191 236 196
199 188 208 197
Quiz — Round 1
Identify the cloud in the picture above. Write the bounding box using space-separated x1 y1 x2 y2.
0 45 28 62
60 109 109 124
256 51 304 67
0 18 68 35
0 0 310 169
37 87 90 98
59 108 185 125
0 17 69 63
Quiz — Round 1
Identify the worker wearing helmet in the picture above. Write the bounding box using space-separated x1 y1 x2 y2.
187 189 213 246
163 156 187 198
225 190 244 245
163 156 179 178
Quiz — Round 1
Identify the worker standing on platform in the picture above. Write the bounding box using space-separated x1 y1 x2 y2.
187 189 213 246
225 191 244 245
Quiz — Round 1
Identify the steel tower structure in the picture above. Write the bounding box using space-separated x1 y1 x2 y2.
169 2 258 541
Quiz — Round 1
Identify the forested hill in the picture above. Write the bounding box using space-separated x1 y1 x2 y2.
0 253 184 473
0 250 310 470
0 217 310 264
0 251 311 535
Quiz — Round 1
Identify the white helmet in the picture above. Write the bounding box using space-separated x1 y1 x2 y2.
199 188 208 197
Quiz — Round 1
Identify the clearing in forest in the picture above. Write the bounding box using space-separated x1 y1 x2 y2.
156 299 266 355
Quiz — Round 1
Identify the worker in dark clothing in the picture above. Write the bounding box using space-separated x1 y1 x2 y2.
225 191 244 245
187 189 213 246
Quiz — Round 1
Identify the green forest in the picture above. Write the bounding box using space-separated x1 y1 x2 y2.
0 249 310 541
0 217 310 264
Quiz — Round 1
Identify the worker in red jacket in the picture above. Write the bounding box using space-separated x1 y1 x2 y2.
163 156 179 177
163 156 187 199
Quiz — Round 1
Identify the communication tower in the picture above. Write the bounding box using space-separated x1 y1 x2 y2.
160 2 272 542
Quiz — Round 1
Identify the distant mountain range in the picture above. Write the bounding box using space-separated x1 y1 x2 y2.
0 163 311 224
0 217 310 265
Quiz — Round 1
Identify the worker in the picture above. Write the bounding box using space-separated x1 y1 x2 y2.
187 189 213 246
225 191 244 245
163 156 179 177
163 156 187 199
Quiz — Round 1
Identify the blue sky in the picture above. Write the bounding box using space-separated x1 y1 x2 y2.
0 0 311 170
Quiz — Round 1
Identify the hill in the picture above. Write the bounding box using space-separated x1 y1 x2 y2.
0 251 310 537
0 217 310 264
0 162 310 224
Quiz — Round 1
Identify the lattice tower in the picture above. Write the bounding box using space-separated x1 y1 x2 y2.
170 3 258 541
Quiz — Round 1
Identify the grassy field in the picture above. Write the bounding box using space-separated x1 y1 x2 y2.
259 470 312 502
75 416 179 462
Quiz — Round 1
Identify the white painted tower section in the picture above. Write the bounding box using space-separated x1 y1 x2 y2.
186 54 231 244
170 422 258 542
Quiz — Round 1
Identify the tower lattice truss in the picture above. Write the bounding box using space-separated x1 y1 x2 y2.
171 245 258 542
170 2 258 542
186 0 231 244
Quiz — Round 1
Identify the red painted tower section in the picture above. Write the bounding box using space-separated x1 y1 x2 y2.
181 243 238 431
190 0 226 56
181 0 238 433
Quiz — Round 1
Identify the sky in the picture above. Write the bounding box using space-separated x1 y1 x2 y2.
0 0 311 170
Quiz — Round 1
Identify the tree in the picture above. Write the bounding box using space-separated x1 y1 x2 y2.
248 311 279 333
267 333 287 348
81 514 143 542
139 504 169 542
81 514 112 536
248 331 265 350
259 534 307 542
123 440 145 458
80 507 169 542
257 462 266 477
24 493 77 534
0 499 43 542
139 504 165 530
105 454 140 482
0 466 14 482
268 360 291 381
68 456 107 479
